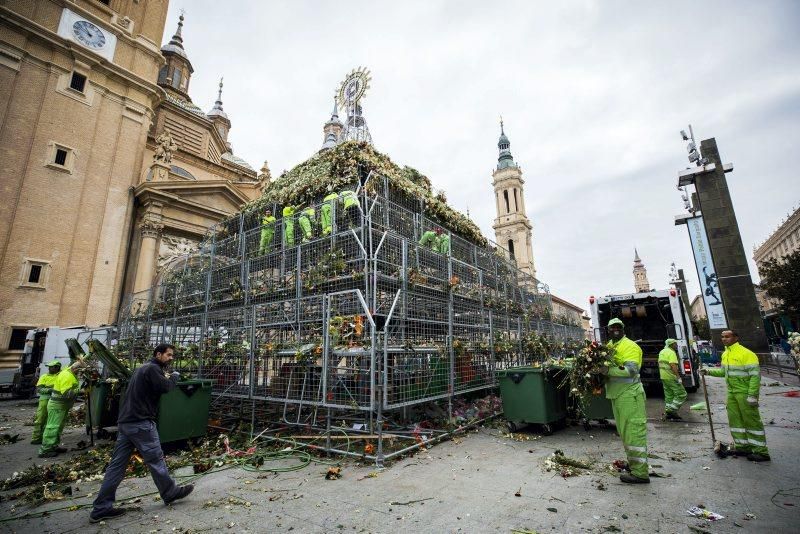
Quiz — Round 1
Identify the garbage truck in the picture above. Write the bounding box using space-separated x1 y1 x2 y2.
589 289 700 392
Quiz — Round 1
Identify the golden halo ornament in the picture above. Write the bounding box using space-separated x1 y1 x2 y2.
337 67 371 108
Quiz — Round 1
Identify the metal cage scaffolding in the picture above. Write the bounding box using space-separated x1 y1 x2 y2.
116 173 585 464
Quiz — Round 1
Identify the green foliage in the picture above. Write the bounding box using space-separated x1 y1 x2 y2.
759 250 800 316
243 141 487 246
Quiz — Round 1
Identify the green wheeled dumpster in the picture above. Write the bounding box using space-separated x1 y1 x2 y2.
496 366 568 435
576 390 614 430
157 379 213 443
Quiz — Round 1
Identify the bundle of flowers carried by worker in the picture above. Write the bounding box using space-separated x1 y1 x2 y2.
564 340 615 406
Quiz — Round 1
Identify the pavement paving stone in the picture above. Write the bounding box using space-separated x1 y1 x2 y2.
0 375 798 532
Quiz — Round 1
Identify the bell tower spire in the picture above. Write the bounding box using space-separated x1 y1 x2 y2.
159 13 195 98
491 119 536 281
633 248 651 292
207 77 231 142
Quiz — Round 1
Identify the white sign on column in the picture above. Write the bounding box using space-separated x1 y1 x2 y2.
687 216 728 330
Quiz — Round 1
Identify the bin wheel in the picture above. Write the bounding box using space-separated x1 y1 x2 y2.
598 419 609 426
541 424 553 436
507 421 519 433
583 421 592 432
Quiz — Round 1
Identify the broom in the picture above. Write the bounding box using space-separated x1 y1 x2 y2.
700 371 727 457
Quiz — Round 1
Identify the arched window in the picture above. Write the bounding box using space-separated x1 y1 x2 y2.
507 239 515 259
157 66 168 85
171 68 182 89
514 189 519 212
503 190 510 214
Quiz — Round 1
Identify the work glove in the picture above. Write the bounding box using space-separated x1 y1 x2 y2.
169 371 181 382
599 362 610 375
699 368 708 375
746 396 759 407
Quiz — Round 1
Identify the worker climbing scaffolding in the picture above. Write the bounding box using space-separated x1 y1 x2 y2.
282 205 296 247
340 189 360 228
419 227 450 255
320 191 339 236
298 205 316 243
30 360 61 444
258 209 276 255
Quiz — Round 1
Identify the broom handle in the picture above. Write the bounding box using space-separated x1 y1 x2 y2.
701 372 716 444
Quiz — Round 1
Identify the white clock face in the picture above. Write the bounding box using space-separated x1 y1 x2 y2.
72 20 106 49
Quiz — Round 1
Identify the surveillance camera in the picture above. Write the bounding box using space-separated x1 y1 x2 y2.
688 150 699 163
680 130 689 141
687 141 696 153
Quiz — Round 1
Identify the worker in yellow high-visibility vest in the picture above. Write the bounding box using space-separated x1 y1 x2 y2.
258 209 276 255
340 190 360 228
702 330 770 461
320 191 339 236
39 359 83 457
31 360 61 444
298 205 316 243
282 205 296 247
659 338 687 420
602 318 650 483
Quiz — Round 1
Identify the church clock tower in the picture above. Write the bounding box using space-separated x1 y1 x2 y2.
492 120 536 279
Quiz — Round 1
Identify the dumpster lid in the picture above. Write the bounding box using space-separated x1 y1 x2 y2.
87 339 132 379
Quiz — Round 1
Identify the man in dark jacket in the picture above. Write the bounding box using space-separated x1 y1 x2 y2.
90 344 194 523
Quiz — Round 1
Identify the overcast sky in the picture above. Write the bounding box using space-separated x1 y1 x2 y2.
166 1 800 310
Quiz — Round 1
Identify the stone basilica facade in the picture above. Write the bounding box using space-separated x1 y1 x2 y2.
0 1 264 366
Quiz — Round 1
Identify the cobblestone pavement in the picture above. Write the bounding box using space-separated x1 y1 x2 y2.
1 375 798 533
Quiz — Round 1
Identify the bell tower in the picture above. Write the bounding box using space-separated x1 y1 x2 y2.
492 120 536 279
633 248 651 292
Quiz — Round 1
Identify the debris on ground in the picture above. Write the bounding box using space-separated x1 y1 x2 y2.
451 394 502 425
0 432 254 505
67 403 86 426
325 467 342 480
687 505 724 521
543 449 593 478
0 433 20 445
593 479 607 491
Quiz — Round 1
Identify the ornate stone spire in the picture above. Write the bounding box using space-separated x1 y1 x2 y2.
159 13 194 97
497 117 516 170
162 13 188 58
207 77 228 120
321 98 343 151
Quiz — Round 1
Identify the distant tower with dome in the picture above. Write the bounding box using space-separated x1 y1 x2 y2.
491 120 536 279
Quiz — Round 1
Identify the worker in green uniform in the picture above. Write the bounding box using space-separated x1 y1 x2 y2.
31 360 61 444
603 318 650 483
320 191 339 236
701 330 770 461
258 209 276 255
298 205 316 243
659 338 687 420
437 231 450 255
340 189 360 228
38 359 82 457
282 205 296 247
419 227 441 251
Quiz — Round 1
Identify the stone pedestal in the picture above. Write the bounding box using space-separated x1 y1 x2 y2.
148 162 170 182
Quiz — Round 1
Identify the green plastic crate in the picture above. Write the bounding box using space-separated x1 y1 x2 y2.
496 366 567 433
